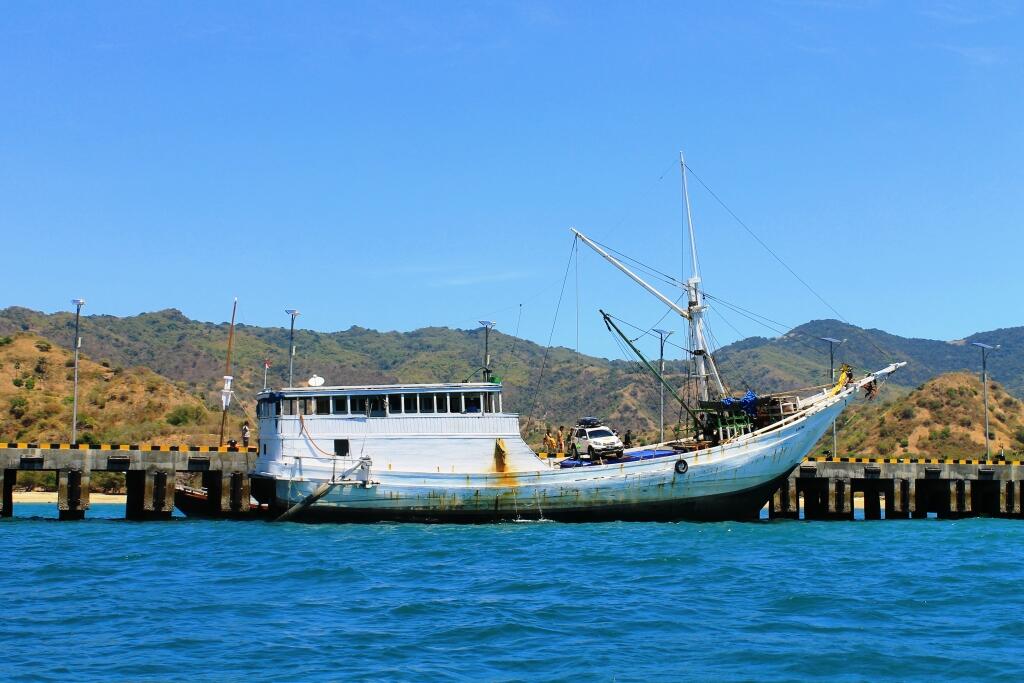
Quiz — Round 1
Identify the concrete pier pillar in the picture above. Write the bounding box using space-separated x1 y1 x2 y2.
883 480 896 519
226 472 249 514
200 470 250 516
202 471 223 516
895 479 910 519
1013 482 1021 516
827 479 837 516
863 485 881 520
57 469 90 521
949 480 959 517
771 488 783 519
1 469 15 518
963 480 973 514
909 478 923 518
126 470 175 521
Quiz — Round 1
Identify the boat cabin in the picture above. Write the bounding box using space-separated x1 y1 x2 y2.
256 382 505 419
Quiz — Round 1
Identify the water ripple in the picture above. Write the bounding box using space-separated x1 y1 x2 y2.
2 505 1024 680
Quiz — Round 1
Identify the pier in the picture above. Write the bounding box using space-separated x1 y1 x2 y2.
0 442 255 520
769 455 1024 520
4 442 1024 521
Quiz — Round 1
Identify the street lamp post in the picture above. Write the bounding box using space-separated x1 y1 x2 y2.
70 298 85 444
478 321 496 382
972 342 999 460
654 329 673 443
285 309 300 388
820 337 845 456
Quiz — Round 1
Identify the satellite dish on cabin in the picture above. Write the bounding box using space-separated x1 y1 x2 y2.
308 374 325 387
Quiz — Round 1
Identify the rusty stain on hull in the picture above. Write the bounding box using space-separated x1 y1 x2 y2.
491 438 519 487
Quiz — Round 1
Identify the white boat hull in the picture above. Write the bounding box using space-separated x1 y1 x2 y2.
258 391 853 522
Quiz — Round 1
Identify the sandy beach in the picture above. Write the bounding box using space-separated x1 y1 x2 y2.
13 492 127 504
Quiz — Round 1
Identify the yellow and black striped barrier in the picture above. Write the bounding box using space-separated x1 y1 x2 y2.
0 442 258 453
806 455 1023 466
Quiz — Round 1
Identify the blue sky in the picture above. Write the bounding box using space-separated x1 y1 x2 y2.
2 1 1022 363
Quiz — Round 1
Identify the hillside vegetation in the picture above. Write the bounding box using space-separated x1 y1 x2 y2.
825 372 1023 459
0 333 246 445
716 319 1024 397
0 307 688 441
3 307 1024 449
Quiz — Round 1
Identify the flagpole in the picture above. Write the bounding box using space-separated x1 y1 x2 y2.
263 360 269 390
218 298 238 447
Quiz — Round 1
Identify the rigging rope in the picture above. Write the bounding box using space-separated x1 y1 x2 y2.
684 162 899 362
497 303 524 378
298 413 343 458
524 237 577 432
603 313 695 355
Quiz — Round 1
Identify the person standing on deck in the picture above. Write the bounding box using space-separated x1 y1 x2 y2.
241 421 251 448
556 426 566 454
543 429 558 454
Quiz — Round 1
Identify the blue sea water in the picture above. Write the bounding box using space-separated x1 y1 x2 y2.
2 503 1023 682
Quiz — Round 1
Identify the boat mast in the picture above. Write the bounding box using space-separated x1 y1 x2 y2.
680 151 725 401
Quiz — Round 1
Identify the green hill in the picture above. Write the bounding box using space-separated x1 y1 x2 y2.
828 372 1024 459
0 332 243 446
714 319 1021 396
0 307 685 443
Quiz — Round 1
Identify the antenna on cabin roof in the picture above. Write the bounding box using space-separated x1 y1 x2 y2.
479 320 496 382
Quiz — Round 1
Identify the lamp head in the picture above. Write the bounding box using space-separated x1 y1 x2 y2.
972 342 996 351
821 337 844 345
653 328 673 338
478 320 496 329
71 298 85 307
285 309 300 318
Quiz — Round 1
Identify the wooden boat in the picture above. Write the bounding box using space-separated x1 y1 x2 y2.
239 153 905 522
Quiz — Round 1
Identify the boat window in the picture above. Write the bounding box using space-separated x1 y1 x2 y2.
387 394 403 414
333 396 348 414
403 395 417 413
368 395 386 417
298 398 314 415
281 398 295 416
350 396 368 415
486 393 499 413
436 393 449 413
315 397 331 415
334 439 349 457
419 394 435 413
464 395 481 413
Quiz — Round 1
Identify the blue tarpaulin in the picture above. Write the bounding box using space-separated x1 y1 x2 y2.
722 390 758 417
